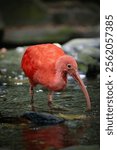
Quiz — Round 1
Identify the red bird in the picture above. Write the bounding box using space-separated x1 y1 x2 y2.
21 44 91 110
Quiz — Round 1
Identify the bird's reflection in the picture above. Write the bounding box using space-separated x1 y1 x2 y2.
22 123 88 150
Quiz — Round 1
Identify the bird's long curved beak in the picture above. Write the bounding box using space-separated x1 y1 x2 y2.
70 70 91 110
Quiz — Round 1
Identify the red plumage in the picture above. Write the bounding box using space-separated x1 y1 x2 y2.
22 44 65 89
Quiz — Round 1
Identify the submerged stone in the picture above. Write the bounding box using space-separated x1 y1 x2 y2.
22 112 65 126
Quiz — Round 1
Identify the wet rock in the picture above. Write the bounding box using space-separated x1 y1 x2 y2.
63 38 100 61
22 112 65 126
16 46 26 53
0 112 65 125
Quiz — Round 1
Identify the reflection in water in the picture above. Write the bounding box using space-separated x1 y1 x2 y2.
22 124 87 150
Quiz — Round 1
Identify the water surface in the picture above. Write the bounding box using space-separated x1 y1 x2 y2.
0 50 100 150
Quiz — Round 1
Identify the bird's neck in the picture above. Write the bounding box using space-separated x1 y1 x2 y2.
53 70 67 91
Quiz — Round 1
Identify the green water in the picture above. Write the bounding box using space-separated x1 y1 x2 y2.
0 50 99 150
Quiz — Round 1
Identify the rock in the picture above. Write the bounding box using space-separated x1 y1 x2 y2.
16 46 26 53
22 112 65 126
63 38 100 61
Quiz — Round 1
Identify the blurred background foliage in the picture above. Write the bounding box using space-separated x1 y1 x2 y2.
0 0 99 47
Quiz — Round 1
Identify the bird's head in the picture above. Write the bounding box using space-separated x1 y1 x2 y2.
56 55 91 110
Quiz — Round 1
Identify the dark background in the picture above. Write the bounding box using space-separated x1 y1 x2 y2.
0 0 100 47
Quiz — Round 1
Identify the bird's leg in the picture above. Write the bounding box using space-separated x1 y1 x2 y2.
29 85 36 111
29 85 34 104
48 91 53 107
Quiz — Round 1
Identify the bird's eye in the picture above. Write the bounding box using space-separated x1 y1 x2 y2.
67 64 72 69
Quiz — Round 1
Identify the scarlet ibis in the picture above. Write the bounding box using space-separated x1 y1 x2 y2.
21 44 91 110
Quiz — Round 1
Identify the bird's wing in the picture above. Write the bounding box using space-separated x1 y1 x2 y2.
21 44 65 79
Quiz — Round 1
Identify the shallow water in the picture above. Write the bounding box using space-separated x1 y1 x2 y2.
0 50 100 150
